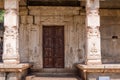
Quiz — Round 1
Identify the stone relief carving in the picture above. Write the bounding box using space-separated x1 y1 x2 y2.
4 26 18 39
87 9 99 15
5 9 18 15
87 27 100 38
6 44 14 55
4 8 19 39
90 43 98 54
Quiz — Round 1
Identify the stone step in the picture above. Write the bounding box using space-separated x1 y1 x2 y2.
31 72 77 77
26 75 35 80
26 75 81 80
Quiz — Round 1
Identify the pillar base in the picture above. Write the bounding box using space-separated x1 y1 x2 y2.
0 63 30 80
3 60 20 64
77 64 120 80
86 59 102 65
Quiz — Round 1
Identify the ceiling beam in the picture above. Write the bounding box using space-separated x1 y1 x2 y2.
27 0 80 6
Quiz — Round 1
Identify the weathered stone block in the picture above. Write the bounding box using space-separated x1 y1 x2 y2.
34 16 40 25
5 0 18 9
101 16 120 25
19 7 33 24
19 0 27 6
29 9 40 16
26 75 35 80
100 9 109 16
29 6 80 16
88 73 120 80
7 73 18 80
20 7 28 16
20 9 28 16
0 73 5 80
20 16 27 24
0 64 30 80
117 10 120 16
27 16 33 24
100 9 120 16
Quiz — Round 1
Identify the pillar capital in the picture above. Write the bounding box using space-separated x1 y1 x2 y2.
86 0 100 9
4 0 19 9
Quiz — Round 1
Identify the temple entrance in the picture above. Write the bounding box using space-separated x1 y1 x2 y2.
43 26 64 68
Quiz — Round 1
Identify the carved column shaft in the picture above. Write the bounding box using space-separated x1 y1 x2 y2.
3 0 20 64
85 0 101 65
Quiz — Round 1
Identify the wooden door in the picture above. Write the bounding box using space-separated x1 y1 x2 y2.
43 26 64 68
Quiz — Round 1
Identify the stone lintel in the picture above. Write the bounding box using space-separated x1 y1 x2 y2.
0 63 30 72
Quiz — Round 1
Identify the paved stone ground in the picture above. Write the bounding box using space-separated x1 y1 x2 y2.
30 76 81 80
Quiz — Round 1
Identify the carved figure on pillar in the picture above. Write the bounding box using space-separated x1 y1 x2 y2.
87 27 100 38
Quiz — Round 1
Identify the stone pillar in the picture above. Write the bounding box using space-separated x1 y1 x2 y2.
85 0 101 65
3 0 20 64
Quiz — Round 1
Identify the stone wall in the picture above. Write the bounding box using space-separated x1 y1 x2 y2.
19 6 120 72
19 6 85 72
100 9 120 63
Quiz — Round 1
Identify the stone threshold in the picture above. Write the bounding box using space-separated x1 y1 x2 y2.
77 64 120 80
0 63 30 72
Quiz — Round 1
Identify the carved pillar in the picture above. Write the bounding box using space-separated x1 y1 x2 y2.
85 0 101 64
3 0 20 64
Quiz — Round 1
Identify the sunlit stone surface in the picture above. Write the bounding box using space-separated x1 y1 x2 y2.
86 0 101 65
3 0 20 64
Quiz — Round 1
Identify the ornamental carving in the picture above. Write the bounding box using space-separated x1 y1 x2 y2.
87 9 99 15
90 43 98 54
4 26 18 38
5 9 18 15
87 27 100 38
6 47 14 55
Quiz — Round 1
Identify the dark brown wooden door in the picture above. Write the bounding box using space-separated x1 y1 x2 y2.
43 26 64 68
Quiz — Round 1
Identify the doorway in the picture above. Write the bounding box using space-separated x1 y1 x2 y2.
43 26 64 68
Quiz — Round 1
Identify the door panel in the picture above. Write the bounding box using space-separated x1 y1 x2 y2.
55 58 64 68
43 26 64 68
44 58 54 68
